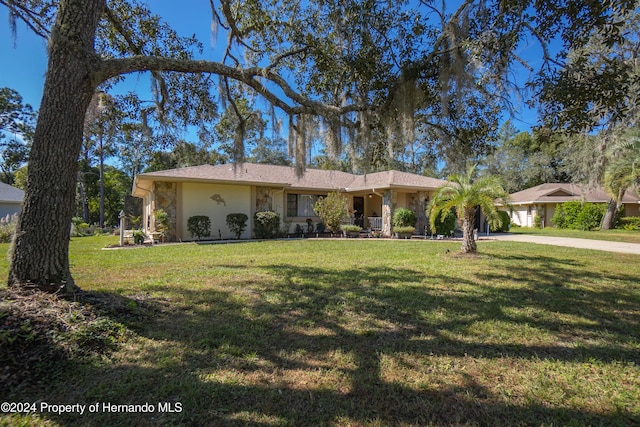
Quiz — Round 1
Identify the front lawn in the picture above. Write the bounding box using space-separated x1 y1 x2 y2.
510 226 640 244
1 236 639 426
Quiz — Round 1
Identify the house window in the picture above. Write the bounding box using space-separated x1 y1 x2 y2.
287 194 319 217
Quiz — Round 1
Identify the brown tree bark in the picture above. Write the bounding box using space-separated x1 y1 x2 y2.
461 207 477 253
601 188 625 230
8 0 105 292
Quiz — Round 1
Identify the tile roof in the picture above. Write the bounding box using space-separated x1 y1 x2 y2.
135 163 447 193
0 182 24 203
509 183 640 204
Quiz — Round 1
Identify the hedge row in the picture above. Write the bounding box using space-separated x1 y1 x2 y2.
551 201 609 230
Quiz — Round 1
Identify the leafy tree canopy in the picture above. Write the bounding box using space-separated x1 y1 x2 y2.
536 6 640 134
0 87 35 184
0 87 34 138
4 0 635 169
481 121 560 193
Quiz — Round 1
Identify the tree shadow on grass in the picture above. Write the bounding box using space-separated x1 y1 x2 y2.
8 260 640 426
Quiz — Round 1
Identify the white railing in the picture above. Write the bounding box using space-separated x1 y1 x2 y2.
368 216 382 230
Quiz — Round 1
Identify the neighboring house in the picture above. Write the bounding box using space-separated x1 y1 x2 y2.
132 163 448 241
507 183 640 227
0 182 24 219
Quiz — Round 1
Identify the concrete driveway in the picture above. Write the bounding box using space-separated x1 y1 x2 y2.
488 233 640 255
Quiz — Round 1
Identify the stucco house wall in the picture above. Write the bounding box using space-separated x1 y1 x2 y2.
623 203 640 217
180 182 252 240
0 201 22 219
509 206 528 227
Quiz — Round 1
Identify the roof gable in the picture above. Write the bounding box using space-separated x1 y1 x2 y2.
545 189 576 197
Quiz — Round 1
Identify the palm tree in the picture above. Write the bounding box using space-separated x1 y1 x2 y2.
429 165 509 253
602 129 640 230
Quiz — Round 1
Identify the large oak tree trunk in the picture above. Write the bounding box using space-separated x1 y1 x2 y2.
8 0 104 292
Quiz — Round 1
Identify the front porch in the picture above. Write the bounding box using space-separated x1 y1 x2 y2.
347 190 431 238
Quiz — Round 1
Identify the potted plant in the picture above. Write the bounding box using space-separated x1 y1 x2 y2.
305 218 314 234
340 224 362 238
132 229 146 245
153 209 169 242
392 207 417 238
393 225 415 239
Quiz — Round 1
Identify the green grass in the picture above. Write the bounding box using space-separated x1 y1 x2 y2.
2 235 640 426
510 226 640 244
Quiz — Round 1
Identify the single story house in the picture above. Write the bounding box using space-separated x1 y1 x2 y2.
132 163 448 241
0 182 24 219
507 183 640 227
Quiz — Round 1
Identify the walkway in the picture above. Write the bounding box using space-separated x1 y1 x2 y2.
489 233 640 255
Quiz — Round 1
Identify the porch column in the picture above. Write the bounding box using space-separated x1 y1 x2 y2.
382 190 396 237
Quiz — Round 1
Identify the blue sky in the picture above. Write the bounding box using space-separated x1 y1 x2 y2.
0 2 541 142
0 8 48 110
0 2 218 113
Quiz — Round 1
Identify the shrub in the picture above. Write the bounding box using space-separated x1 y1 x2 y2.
154 209 170 234
551 204 566 228
618 216 640 230
132 229 145 245
561 201 583 229
254 211 280 239
392 208 417 227
492 210 511 232
575 203 607 230
431 209 457 236
70 216 96 237
552 201 607 230
533 214 542 229
0 214 18 243
187 215 211 240
226 213 248 239
313 191 349 232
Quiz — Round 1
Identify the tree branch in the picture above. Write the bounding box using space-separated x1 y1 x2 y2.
103 5 170 114
95 56 366 118
0 0 52 39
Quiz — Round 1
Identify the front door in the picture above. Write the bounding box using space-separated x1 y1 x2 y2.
353 197 364 228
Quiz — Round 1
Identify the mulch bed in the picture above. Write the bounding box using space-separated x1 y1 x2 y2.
0 286 149 397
